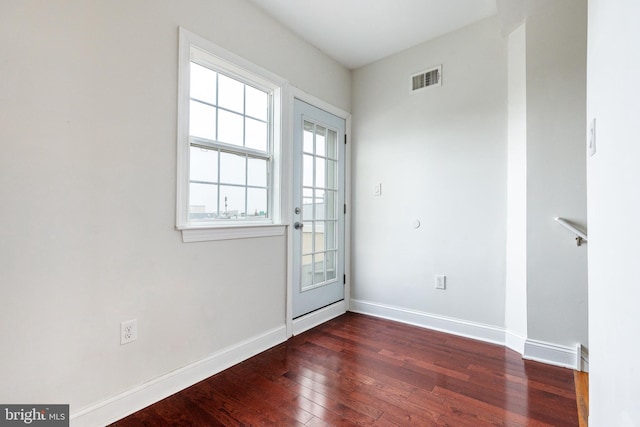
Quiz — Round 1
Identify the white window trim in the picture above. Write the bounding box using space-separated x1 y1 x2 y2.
176 28 289 242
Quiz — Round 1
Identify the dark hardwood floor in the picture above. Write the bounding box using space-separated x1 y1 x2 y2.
111 313 578 426
574 371 589 427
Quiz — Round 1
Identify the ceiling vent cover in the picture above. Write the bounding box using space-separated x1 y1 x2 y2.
411 65 442 92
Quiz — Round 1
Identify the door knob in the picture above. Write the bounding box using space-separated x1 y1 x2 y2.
294 222 304 230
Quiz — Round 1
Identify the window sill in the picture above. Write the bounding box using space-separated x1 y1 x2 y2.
178 223 286 243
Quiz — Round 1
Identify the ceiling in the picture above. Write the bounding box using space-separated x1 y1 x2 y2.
247 0 498 69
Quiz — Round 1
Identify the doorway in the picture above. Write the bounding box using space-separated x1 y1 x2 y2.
291 99 346 318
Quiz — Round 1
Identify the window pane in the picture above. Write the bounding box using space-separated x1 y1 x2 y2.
218 74 244 113
245 86 268 121
219 151 246 185
302 188 313 221
326 251 337 281
190 62 216 105
327 159 337 190
301 255 313 288
247 157 267 187
219 185 245 218
315 126 326 157
189 100 216 140
190 146 218 183
315 222 325 252
325 221 336 250
302 224 313 253
217 109 243 147
303 121 314 153
327 129 337 159
189 183 217 221
247 188 267 218
314 253 325 284
325 190 337 220
315 157 325 188
315 189 325 220
303 154 314 187
302 221 313 246
245 118 267 151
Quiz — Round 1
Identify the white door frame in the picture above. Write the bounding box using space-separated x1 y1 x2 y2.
286 87 351 337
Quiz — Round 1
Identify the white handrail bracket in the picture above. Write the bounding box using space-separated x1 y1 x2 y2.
555 217 588 247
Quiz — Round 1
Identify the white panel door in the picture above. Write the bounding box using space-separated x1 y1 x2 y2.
292 99 346 318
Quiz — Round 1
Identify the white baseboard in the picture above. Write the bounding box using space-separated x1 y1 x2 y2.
523 338 580 370
70 325 287 427
505 330 527 354
69 302 585 426
350 299 584 372
293 300 346 335
349 299 505 346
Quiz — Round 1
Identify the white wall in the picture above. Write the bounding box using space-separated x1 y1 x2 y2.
351 5 588 366
525 0 588 349
351 16 507 328
0 0 349 420
587 0 640 424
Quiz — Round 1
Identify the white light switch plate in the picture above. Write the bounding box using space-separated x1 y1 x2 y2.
588 118 596 157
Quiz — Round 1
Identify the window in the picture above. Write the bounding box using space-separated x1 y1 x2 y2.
189 64 270 221
177 29 287 242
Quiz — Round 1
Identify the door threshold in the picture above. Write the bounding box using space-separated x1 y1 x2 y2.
292 300 346 335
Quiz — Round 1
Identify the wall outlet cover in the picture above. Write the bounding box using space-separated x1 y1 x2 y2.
120 319 138 345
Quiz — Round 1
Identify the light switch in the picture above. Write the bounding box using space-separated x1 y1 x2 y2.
373 183 381 196
588 118 596 157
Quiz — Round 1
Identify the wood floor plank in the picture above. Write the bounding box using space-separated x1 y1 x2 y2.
109 313 579 426
574 370 589 427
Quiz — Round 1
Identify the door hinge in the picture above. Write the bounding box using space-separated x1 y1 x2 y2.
344 204 347 214
344 134 347 145
343 274 346 285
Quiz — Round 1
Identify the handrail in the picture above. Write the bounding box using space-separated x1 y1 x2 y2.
555 217 588 246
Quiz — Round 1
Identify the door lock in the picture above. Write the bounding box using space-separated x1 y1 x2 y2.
294 207 301 215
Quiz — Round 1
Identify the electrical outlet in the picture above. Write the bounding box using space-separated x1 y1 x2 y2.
120 319 137 345
435 274 446 290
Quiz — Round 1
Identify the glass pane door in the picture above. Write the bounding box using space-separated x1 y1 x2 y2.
292 100 345 318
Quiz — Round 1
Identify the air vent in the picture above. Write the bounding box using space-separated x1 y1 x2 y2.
411 66 442 92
